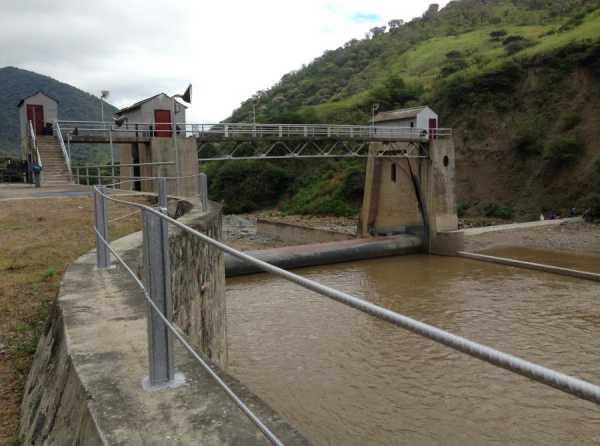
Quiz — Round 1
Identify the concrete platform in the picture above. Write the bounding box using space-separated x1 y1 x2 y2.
0 183 92 200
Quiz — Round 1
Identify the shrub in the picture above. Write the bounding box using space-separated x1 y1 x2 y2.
580 193 600 219
501 35 535 55
483 203 514 220
489 30 507 40
209 161 292 214
457 202 470 218
543 135 585 165
560 113 582 131
593 156 600 174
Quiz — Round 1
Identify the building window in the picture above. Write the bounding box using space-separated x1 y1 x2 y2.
391 163 397 183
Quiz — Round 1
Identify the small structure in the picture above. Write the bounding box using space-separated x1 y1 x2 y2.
18 92 58 155
374 106 438 131
115 93 187 137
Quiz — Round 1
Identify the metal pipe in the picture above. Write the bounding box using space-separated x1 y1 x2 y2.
94 187 110 268
142 208 175 386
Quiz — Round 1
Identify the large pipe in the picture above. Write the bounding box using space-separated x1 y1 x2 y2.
225 235 422 277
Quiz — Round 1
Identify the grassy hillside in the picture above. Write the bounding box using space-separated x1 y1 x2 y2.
0 67 117 162
211 0 600 219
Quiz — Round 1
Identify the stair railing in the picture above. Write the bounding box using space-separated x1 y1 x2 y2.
28 121 43 187
54 120 73 181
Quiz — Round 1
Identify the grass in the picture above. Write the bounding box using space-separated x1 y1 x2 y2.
0 195 150 444
307 10 600 122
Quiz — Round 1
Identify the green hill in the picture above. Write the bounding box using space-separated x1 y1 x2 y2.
213 0 600 219
0 66 117 161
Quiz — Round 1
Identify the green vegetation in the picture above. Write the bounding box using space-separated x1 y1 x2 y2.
543 134 585 165
483 203 514 220
210 0 600 217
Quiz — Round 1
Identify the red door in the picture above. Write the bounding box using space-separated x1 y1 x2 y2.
154 110 172 137
26 104 44 135
428 118 437 140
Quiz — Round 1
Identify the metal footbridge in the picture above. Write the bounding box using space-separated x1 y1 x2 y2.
57 120 451 161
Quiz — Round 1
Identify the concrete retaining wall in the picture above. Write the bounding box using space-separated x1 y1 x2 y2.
256 218 353 244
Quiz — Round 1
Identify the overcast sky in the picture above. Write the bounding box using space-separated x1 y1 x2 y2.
1 0 451 122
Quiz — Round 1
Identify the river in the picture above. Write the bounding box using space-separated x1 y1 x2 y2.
226 251 600 445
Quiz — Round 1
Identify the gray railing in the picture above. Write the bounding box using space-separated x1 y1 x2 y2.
71 161 175 186
57 120 452 142
54 121 72 179
92 176 600 444
28 121 42 187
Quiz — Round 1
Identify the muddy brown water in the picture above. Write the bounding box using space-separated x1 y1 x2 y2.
226 250 600 445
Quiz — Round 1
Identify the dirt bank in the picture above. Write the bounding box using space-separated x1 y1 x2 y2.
464 221 600 256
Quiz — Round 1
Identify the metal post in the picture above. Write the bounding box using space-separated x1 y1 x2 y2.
142 208 175 386
109 127 115 184
157 177 168 213
172 98 180 196
85 165 90 186
94 187 110 268
198 173 208 212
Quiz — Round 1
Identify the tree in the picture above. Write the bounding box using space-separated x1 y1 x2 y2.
388 19 404 30
422 3 440 20
369 26 387 38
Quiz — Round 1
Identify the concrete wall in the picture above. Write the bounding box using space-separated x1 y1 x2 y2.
19 198 309 445
358 137 458 247
118 137 199 197
168 202 227 366
257 219 353 244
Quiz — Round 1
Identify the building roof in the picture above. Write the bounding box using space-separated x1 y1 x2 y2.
374 106 432 123
115 93 188 115
17 91 59 107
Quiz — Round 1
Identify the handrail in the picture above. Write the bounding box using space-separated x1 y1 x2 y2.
54 121 72 177
56 120 452 141
28 120 42 169
94 184 600 407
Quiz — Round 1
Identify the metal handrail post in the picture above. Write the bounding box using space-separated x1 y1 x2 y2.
94 187 110 268
85 165 90 186
198 173 208 212
142 208 175 386
157 177 168 212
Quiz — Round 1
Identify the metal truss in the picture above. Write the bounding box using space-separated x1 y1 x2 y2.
198 140 428 161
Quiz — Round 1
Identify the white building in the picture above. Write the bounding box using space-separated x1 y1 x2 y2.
114 93 187 137
374 106 438 130
18 92 59 151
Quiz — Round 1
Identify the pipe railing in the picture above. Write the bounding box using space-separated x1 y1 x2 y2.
57 120 451 141
54 121 72 180
90 175 599 445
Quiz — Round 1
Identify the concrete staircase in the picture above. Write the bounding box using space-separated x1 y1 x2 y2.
36 136 73 186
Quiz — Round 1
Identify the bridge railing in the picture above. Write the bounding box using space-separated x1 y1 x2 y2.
89 175 600 444
56 120 452 141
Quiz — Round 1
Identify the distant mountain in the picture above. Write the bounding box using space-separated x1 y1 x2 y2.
0 66 117 158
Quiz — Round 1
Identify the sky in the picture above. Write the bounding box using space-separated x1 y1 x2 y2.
1 0 451 123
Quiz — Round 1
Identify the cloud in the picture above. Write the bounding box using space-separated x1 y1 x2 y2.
0 0 451 123
351 12 382 24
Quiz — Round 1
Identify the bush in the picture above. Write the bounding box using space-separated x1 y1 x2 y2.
502 35 535 55
543 135 585 165
593 156 600 174
483 203 514 220
580 193 600 219
489 30 507 40
208 161 292 214
560 113 582 131
457 202 470 218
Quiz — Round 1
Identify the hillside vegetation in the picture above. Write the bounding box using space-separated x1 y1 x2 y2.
208 0 600 219
0 67 116 162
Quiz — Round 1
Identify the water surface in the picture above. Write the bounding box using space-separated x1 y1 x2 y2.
226 253 600 445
